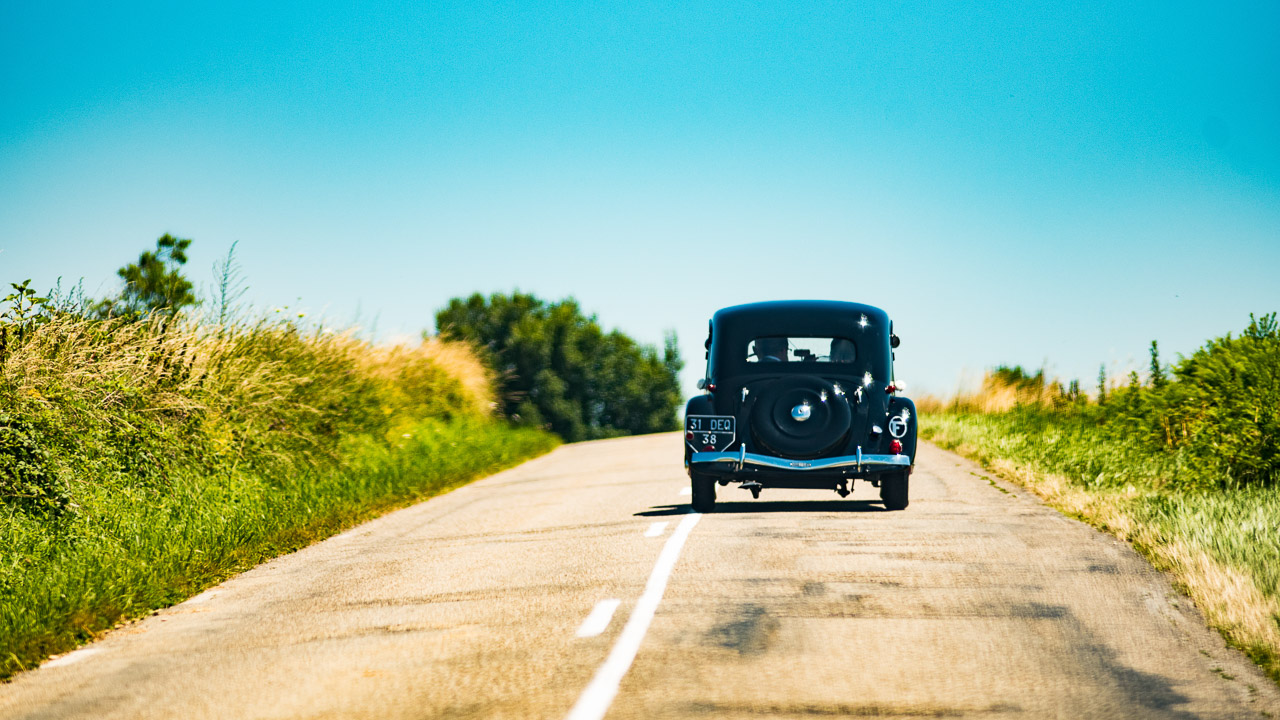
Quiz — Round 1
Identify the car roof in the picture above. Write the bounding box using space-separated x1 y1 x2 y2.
707 300 893 378
711 300 890 330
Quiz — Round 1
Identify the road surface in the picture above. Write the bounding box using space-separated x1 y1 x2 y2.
2 434 1276 719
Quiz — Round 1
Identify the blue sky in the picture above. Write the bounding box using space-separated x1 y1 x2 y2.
3 1 1278 396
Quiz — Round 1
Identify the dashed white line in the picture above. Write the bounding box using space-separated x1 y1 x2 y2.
643 521 669 538
565 512 702 720
575 599 622 638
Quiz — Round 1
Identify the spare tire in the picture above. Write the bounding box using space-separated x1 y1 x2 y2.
749 376 852 459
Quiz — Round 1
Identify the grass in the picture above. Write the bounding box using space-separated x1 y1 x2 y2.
922 411 1280 684
0 313 558 679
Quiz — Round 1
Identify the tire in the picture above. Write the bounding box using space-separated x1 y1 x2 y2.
879 471 909 511
691 474 717 513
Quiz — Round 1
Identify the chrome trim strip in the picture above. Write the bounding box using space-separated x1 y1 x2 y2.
690 450 910 471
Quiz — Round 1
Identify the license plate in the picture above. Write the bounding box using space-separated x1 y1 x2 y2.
686 415 735 452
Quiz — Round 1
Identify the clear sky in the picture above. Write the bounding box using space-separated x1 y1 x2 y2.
3 1 1278 396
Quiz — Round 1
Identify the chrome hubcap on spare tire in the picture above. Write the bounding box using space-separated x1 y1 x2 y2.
749 376 853 459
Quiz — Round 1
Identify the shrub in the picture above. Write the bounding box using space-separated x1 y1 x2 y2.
1164 313 1279 486
0 414 70 516
931 313 1279 489
436 292 683 441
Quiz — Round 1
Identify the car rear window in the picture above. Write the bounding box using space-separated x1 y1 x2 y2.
746 336 856 364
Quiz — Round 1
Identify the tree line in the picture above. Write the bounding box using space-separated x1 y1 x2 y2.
436 292 682 441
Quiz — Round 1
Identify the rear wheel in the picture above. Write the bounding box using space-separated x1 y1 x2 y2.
691 473 717 513
879 471 910 511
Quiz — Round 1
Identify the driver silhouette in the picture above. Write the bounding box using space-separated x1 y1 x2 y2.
755 337 788 362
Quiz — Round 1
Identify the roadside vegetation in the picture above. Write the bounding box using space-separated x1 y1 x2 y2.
919 314 1280 682
0 237 560 679
437 292 683 441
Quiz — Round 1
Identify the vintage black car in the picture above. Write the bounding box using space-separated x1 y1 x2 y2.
684 300 917 512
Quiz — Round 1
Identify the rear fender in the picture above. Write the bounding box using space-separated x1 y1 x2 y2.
887 396 918 467
684 394 717 470
685 394 716 418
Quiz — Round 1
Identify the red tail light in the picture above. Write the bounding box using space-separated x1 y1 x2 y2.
890 439 903 455
685 431 694 441
703 444 716 451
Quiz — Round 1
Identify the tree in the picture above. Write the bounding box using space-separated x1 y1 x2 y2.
1149 340 1167 389
1164 312 1280 486
435 292 682 441
98 234 198 319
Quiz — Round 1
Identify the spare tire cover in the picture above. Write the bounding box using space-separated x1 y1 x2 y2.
749 376 852 459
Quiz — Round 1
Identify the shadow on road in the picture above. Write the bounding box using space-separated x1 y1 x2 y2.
636 500 886 517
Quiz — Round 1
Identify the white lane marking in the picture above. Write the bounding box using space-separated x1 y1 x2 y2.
644 521 668 538
576 599 622 638
565 513 702 720
43 648 102 669
679 486 692 495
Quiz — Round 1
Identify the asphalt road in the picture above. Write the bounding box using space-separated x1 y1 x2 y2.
3 434 1277 720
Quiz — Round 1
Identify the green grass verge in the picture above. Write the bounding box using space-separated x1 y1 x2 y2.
0 418 556 680
922 411 1280 684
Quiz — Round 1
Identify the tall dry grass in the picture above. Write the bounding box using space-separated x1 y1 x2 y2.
916 368 1064 415
0 312 557 678
4 316 493 425
357 335 496 417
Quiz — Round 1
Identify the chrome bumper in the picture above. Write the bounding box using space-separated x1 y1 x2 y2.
690 446 910 473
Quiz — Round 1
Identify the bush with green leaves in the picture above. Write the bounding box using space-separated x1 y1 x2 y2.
944 313 1279 489
0 280 52 360
436 292 683 441
1159 313 1279 486
0 414 70 516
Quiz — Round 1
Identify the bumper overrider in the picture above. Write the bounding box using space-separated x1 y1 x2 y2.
690 445 911 475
